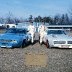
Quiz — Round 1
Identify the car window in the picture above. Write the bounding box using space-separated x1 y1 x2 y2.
47 30 66 35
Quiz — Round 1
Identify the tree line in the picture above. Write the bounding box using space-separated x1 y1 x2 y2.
0 12 72 25
0 12 24 24
33 14 72 25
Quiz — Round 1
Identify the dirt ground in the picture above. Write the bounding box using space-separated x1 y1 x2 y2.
0 31 72 72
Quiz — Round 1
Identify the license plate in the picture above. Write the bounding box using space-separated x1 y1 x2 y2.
1 43 7 47
61 45 69 48
1 46 6 47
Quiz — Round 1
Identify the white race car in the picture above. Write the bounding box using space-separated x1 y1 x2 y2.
43 29 72 48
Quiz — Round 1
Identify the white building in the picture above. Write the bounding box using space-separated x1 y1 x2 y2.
4 24 16 28
0 24 4 26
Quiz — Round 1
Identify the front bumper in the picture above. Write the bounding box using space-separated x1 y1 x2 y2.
53 44 72 48
0 42 18 48
0 45 12 48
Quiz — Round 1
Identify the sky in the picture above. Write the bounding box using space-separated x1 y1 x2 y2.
0 0 72 18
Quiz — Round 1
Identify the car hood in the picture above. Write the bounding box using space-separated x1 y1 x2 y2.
48 34 72 41
0 33 25 40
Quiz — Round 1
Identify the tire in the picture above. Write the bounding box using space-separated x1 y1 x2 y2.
39 36 40 44
21 39 27 48
46 40 50 48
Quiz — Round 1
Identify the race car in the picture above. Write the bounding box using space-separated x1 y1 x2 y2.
0 28 31 48
43 29 72 48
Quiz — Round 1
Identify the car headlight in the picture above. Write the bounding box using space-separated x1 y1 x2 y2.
11 40 17 43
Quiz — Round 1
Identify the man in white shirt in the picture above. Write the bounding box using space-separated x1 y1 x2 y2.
28 23 35 44
38 24 47 45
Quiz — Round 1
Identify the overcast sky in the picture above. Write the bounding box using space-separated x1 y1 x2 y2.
0 0 72 18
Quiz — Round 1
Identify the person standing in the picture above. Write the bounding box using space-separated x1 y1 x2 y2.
28 22 36 44
38 23 47 45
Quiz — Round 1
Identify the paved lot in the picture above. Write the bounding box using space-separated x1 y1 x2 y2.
0 32 72 72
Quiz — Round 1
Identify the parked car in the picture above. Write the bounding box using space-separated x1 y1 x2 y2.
0 28 31 48
43 29 72 48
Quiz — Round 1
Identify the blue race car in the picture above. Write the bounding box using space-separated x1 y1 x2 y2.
0 28 31 48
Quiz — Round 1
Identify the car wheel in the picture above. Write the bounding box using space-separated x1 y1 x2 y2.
46 40 50 48
39 36 40 44
22 39 27 48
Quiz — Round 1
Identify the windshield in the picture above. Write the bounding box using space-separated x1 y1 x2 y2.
47 30 66 35
5 28 27 34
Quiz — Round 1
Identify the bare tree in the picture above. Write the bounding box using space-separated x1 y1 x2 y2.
53 14 60 25
29 15 33 23
0 17 5 24
68 8 72 24
64 13 70 24
5 12 15 24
